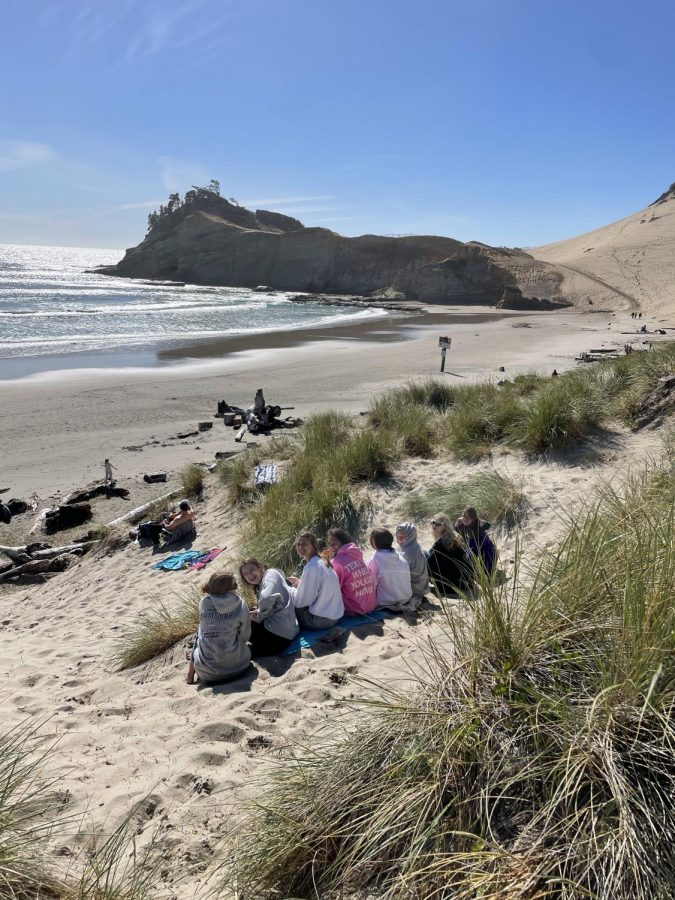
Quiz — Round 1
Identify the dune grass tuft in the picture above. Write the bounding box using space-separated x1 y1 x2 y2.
399 469 524 526
179 463 204 498
0 724 63 899
225 456 675 900
112 589 200 671
368 345 675 461
240 411 391 570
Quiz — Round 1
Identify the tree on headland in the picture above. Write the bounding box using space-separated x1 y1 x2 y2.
145 180 236 234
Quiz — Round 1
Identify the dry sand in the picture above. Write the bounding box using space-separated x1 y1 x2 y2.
3 305 670 500
0 306 672 894
534 188 675 316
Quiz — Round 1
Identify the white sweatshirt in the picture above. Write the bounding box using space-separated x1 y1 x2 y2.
368 549 412 610
290 555 344 621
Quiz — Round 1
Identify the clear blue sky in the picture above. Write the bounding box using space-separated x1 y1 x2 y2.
2 0 674 250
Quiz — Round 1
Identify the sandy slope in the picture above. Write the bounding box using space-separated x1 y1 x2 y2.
533 187 675 316
0 421 667 894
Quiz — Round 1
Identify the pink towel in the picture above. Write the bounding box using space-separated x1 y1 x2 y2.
188 547 225 571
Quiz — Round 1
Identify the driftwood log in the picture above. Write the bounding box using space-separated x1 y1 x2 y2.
106 490 181 527
0 541 97 565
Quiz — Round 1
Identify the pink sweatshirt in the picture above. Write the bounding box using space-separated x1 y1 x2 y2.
331 543 377 615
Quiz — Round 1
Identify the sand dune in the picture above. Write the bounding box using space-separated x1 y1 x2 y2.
0 421 666 893
534 184 675 316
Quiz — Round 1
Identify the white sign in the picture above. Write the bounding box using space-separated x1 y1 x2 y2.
438 336 452 350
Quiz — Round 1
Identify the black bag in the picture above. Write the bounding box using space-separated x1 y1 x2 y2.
0 502 11 525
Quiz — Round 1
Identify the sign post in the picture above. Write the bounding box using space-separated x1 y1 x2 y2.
438 336 451 372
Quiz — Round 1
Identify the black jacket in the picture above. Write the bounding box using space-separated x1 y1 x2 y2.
426 539 472 597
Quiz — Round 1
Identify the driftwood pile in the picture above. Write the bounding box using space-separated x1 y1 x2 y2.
0 541 97 585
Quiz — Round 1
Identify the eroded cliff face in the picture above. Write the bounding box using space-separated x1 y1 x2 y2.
99 196 567 306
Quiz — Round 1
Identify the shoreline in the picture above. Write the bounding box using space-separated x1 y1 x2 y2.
1 305 665 498
0 305 512 383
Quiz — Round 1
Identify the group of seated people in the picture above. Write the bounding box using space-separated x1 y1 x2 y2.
130 500 197 546
186 507 496 686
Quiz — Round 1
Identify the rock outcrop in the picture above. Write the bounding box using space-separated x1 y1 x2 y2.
98 194 568 307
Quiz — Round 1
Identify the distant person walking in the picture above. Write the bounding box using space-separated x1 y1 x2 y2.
103 459 116 485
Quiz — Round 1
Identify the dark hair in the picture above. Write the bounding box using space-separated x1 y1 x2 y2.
463 506 478 524
238 557 266 584
370 527 394 550
179 500 191 512
327 528 353 547
295 531 320 558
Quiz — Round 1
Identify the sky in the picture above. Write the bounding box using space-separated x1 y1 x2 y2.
1 0 674 250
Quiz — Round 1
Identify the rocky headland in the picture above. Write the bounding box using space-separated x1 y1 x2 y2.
96 187 571 309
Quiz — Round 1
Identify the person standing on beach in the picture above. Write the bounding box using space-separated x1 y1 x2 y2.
103 458 116 485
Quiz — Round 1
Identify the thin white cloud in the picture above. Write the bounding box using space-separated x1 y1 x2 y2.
85 201 163 219
244 195 334 208
0 140 55 173
158 156 210 193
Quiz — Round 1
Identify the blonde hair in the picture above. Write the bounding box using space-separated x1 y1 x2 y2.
431 513 463 549
202 570 237 595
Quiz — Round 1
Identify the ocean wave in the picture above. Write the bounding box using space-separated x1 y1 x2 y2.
0 307 384 357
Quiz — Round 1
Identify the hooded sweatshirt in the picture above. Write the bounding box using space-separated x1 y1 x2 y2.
456 520 496 574
289 555 344 621
331 543 377 615
254 568 299 640
192 592 251 683
368 549 413 610
396 522 430 598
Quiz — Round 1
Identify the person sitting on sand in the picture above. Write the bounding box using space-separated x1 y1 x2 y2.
395 522 430 601
325 528 377 616
368 527 414 612
239 558 299 657
287 532 344 630
455 506 496 576
426 514 472 598
131 500 195 546
187 570 251 686
163 500 195 535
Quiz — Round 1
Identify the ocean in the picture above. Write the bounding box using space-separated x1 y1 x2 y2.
0 244 384 379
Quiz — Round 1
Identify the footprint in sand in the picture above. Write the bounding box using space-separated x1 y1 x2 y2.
196 722 245 744
194 751 230 766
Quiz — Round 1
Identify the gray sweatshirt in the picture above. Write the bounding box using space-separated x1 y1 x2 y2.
193 592 251 683
255 568 299 640
396 522 430 598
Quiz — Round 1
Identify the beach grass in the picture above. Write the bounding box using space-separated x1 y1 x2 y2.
241 411 391 570
398 469 524 526
112 589 200 671
179 463 204 498
367 344 674 460
224 456 675 899
64 814 166 900
0 723 63 899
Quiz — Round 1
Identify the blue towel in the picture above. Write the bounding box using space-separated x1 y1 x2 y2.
282 610 393 655
152 550 204 571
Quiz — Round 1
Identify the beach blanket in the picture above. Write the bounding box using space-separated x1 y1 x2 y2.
152 550 204 571
254 464 277 487
188 547 225 570
281 610 393 655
